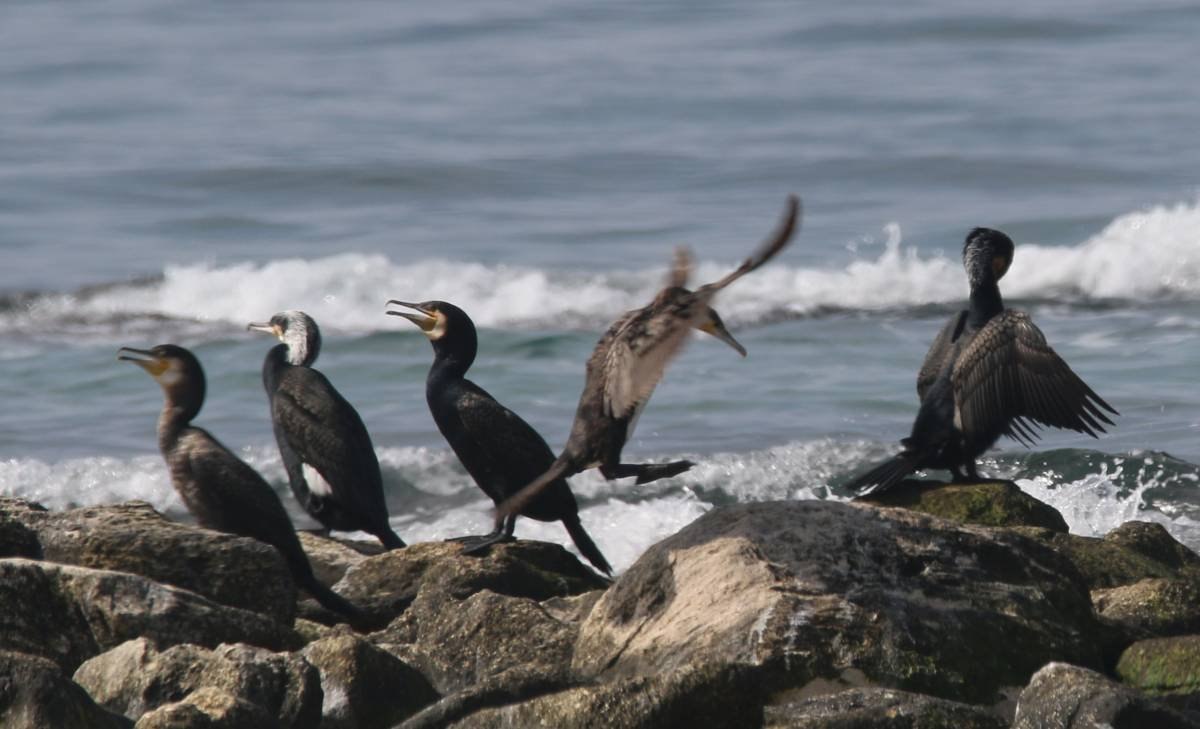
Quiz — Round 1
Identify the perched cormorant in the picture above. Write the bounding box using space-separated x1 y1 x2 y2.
499 194 801 517
118 344 365 624
386 300 612 575
847 228 1118 495
248 311 404 550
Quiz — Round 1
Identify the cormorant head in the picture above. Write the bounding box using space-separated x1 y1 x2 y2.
696 306 747 357
962 228 1015 287
386 300 478 366
117 344 206 418
247 310 321 366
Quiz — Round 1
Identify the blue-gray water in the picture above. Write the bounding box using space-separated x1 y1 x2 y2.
2 1 1198 571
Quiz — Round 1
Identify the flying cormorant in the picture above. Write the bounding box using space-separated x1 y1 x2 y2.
118 344 365 624
248 311 404 550
847 227 1118 495
387 300 612 575
498 194 801 517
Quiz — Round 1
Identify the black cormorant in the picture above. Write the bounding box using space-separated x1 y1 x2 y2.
386 300 612 575
847 228 1118 495
499 194 801 517
248 311 404 550
118 344 365 624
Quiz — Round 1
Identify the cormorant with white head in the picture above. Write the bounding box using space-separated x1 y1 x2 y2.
847 227 1118 495
118 344 365 624
248 311 404 550
387 300 612 575
499 194 801 518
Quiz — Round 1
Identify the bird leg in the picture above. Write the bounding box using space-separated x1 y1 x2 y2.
459 514 518 555
600 460 694 485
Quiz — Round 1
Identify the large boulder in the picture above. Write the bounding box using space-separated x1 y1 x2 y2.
295 532 380 588
1013 520 1200 590
859 480 1069 531
573 501 1102 705
0 558 293 671
133 687 280 729
73 638 321 729
1094 578 1200 638
0 650 132 729
765 687 1007 729
301 632 438 729
1012 662 1199 729
335 540 607 625
1116 635 1200 707
5 500 296 623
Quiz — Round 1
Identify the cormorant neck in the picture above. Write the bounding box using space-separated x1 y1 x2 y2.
263 343 290 391
967 278 1004 327
428 347 475 382
156 402 196 453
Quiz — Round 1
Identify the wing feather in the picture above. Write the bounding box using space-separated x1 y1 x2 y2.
952 310 1118 445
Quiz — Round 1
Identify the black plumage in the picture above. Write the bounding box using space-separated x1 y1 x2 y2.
249 311 404 550
848 228 1118 495
118 344 365 624
387 300 612 575
499 194 801 517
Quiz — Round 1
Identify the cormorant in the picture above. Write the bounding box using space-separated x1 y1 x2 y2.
499 194 801 518
847 228 1118 495
118 344 365 624
248 311 404 549
386 300 612 575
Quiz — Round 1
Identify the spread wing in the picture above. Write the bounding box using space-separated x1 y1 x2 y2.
272 368 387 517
951 310 1118 447
600 305 694 420
703 194 800 292
917 310 967 402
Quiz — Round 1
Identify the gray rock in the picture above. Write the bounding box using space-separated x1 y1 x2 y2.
336 539 608 625
296 532 380 588
302 632 438 729
0 557 293 671
859 479 1069 532
7 500 296 623
0 649 132 729
1094 578 1200 638
133 687 281 729
766 687 1007 728
1116 635 1200 710
574 501 1101 705
0 514 41 559
439 662 763 729
375 588 583 696
1012 662 1199 729
74 638 320 729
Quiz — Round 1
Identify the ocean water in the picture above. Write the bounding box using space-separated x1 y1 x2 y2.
2 1 1198 573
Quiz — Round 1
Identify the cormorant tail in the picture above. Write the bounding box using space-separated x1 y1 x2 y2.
847 453 919 497
376 526 406 550
562 514 613 577
296 571 369 628
496 456 574 520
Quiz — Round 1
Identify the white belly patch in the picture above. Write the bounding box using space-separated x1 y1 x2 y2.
302 463 334 498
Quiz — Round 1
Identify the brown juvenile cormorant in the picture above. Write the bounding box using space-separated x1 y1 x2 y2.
118 343 365 624
248 311 404 550
499 194 801 517
386 300 612 575
847 227 1118 495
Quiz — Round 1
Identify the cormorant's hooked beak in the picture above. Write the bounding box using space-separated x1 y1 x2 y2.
247 321 283 340
698 319 747 357
386 300 437 333
117 347 168 376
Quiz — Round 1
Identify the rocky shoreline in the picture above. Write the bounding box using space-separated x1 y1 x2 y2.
3 480 1200 728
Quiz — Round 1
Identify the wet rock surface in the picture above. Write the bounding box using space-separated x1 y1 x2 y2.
1012 662 1200 729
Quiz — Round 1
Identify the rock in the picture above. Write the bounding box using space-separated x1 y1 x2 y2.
574 501 1101 705
859 479 1069 532
1012 662 1199 728
6 500 296 623
765 687 1007 728
295 532 380 587
1094 578 1200 638
336 540 607 625
133 687 281 729
301 632 438 728
1116 635 1200 706
1014 520 1200 590
0 514 41 558
375 588 583 695
439 662 763 729
0 649 132 729
74 638 320 729
0 557 293 671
